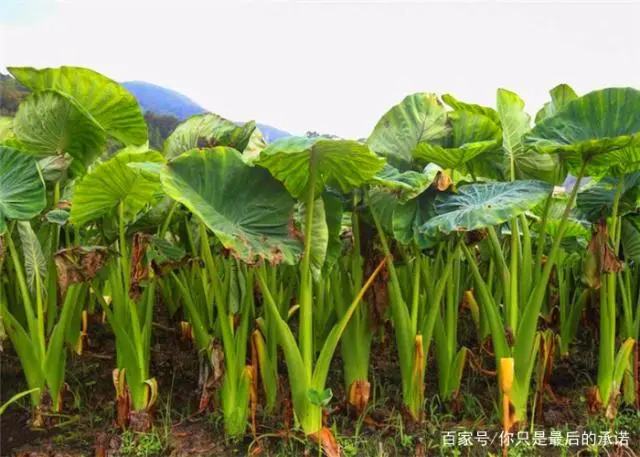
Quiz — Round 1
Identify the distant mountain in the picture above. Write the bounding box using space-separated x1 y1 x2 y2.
121 81 290 143
121 81 205 120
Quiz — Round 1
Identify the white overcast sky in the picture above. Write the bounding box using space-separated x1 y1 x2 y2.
1 0 639 138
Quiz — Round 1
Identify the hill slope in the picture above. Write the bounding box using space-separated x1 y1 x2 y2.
121 81 290 143
121 81 204 120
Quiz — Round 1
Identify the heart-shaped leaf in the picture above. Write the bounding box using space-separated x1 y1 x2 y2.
421 180 552 237
256 136 385 199
535 84 578 123
497 88 565 184
525 88 640 176
164 113 256 158
160 147 302 265
0 146 46 233
413 110 501 170
371 164 435 204
367 93 449 170
9 66 147 146
70 149 165 227
393 190 438 248
13 91 106 175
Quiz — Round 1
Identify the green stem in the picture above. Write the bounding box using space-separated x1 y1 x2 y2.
534 193 553 285
519 214 532 313
52 181 61 251
185 215 197 256
6 223 39 349
610 179 623 251
159 201 179 239
127 291 147 391
598 178 624 404
118 201 129 284
410 255 421 335
300 163 318 377
527 165 586 313
365 189 414 403
509 218 519 334
448 250 461 353
487 226 510 317
35 267 45 358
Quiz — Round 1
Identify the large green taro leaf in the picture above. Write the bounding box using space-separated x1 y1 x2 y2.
524 88 640 176
436 96 504 180
0 146 46 234
13 91 106 175
255 136 385 199
413 110 501 170
576 172 640 221
371 163 435 204
366 188 398 235
535 84 578 124
8 66 147 146
393 190 438 248
421 180 552 237
367 93 449 169
368 164 441 243
71 149 165 227
160 147 302 265
442 93 501 125
163 113 256 158
496 88 565 184
589 146 640 176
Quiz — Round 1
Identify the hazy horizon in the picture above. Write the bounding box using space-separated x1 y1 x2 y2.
2 0 639 138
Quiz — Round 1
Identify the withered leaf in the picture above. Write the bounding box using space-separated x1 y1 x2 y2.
55 246 110 296
129 233 151 301
583 219 623 289
434 171 453 192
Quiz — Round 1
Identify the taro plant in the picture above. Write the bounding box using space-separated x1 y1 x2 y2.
6 65 150 356
364 92 508 418
527 191 591 357
525 87 640 418
8 66 148 176
0 147 99 426
171 257 255 438
364 179 458 419
389 88 564 427
0 146 71 425
332 206 378 414
1 222 87 426
418 86 640 426
422 179 553 426
157 113 287 428
575 172 640 412
253 136 387 452
70 147 164 431
158 146 302 437
252 263 298 416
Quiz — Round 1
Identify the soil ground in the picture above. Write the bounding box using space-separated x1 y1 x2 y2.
2 308 639 457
